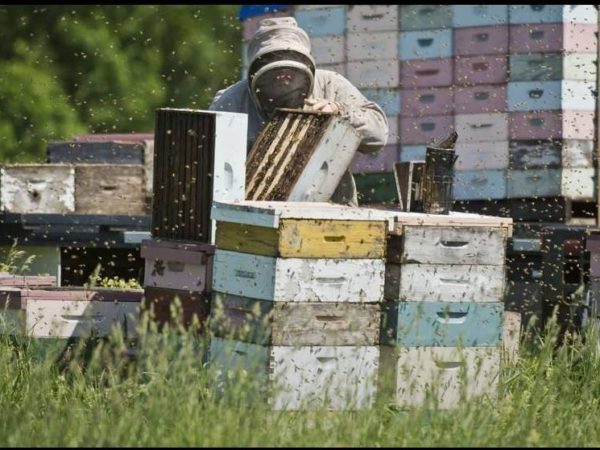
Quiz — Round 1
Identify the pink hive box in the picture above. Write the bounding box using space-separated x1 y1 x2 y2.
454 26 509 56
509 110 595 140
401 87 454 117
400 115 454 145
454 55 508 86
455 84 507 114
400 58 453 88
509 23 598 54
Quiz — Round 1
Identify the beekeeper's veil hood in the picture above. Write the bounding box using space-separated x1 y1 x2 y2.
246 17 316 116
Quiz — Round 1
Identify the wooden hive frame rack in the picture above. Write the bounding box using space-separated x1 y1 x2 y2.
245 108 361 202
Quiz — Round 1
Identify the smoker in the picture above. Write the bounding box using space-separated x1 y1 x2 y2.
421 131 459 215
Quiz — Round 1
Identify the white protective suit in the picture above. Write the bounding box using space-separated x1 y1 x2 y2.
209 16 389 205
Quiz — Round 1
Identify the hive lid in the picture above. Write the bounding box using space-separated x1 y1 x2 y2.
381 209 513 235
211 200 396 231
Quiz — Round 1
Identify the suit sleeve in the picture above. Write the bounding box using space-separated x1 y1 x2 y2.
326 72 389 154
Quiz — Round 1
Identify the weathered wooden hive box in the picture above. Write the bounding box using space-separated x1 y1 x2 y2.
71 133 155 200
140 239 213 330
245 109 361 202
0 164 75 214
49 139 154 200
74 164 146 215
379 210 513 409
0 162 149 215
209 200 396 411
0 285 140 361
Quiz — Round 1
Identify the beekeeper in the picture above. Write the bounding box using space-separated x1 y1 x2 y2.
209 16 389 206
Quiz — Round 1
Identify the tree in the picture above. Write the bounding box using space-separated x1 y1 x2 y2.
0 5 242 161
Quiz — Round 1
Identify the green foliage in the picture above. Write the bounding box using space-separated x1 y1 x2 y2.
0 240 36 274
0 58 84 162
85 263 141 289
0 5 242 161
97 276 142 290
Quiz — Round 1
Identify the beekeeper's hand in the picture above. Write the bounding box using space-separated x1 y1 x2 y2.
303 98 341 114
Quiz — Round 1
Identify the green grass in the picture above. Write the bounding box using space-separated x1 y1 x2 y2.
1 315 600 447
0 239 36 275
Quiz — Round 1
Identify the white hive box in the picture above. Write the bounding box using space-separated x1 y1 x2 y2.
213 250 385 303
210 337 380 411
379 346 501 409
211 200 396 231
0 164 75 214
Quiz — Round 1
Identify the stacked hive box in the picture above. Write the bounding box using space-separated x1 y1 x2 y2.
345 5 401 195
398 5 454 169
1 153 147 216
71 133 155 203
380 211 513 408
208 200 395 410
451 6 509 201
295 5 347 76
0 275 57 338
0 134 154 288
506 5 597 202
141 109 247 331
396 5 455 211
45 137 152 215
396 5 598 205
141 240 214 331
0 164 76 214
24 288 141 341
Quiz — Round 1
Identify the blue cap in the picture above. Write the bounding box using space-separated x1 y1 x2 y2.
239 5 290 21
